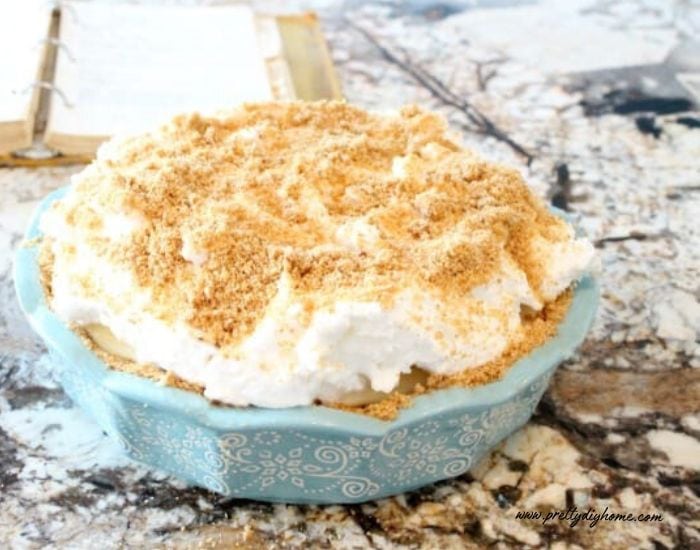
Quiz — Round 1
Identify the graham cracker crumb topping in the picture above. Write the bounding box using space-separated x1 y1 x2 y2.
50 101 570 350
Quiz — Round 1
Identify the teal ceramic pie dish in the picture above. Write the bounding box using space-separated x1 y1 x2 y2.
15 186 598 504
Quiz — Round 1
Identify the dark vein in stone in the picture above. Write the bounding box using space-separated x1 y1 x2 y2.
347 19 534 164
594 231 669 247
346 504 382 546
549 162 573 211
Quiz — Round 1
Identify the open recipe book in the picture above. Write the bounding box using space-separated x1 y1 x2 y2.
0 1 341 165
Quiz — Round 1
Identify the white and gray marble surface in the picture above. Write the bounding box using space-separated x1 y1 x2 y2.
1 0 699 548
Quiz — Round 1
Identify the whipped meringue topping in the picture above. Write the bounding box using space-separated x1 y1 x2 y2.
39 101 596 411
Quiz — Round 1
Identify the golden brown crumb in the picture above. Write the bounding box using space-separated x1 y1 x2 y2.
37 239 54 302
39 101 578 417
43 101 570 349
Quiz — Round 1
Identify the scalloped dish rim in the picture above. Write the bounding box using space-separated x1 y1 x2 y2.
14 186 599 436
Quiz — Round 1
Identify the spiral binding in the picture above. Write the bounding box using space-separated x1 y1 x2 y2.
22 2 77 110
37 37 75 61
21 81 73 109
51 0 79 24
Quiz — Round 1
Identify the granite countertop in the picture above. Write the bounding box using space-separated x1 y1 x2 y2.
1 1 699 548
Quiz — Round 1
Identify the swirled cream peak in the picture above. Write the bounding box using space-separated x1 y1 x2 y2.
40 101 595 408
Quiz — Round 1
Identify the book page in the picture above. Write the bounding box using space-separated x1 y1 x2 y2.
47 2 276 152
0 0 53 153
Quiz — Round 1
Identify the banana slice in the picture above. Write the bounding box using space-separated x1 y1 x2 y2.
84 323 137 361
329 367 429 406
84 324 429 406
